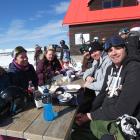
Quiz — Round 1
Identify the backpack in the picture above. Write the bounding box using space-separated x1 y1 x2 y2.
0 86 28 118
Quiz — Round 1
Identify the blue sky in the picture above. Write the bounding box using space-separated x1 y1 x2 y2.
0 0 70 49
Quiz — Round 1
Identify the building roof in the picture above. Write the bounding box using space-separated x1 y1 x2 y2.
63 0 140 25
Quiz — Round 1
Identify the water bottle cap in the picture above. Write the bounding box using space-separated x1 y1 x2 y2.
43 88 49 94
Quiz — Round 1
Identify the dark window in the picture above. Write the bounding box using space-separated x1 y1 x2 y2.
103 0 122 8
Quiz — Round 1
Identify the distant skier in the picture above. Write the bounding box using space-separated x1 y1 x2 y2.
59 40 70 66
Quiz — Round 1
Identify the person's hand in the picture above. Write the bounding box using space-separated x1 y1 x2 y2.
86 76 95 83
55 71 60 75
83 52 90 59
75 113 90 126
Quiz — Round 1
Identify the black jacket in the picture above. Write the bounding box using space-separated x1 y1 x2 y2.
126 35 140 57
90 56 140 121
8 62 38 91
60 44 70 60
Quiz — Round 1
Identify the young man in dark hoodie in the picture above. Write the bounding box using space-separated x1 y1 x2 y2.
71 36 140 140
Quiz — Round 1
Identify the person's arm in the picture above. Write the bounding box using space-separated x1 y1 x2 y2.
88 56 111 91
91 62 140 120
30 64 38 88
54 58 62 74
83 60 97 81
81 52 90 72
90 66 110 112
75 66 111 126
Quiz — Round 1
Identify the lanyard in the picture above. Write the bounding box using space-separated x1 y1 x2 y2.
109 65 123 97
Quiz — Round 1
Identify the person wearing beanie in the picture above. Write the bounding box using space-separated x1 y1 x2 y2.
8 46 38 92
59 40 70 66
78 42 111 113
36 47 62 86
34 45 43 67
60 57 75 77
126 27 140 57
118 27 140 57
71 36 140 140
118 27 130 40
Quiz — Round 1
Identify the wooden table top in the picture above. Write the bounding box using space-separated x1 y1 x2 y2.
0 105 77 140
0 78 84 140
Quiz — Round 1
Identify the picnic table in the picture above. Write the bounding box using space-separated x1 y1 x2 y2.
0 78 84 140
0 105 76 140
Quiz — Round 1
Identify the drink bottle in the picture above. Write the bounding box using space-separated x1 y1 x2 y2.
42 88 57 121
28 81 35 94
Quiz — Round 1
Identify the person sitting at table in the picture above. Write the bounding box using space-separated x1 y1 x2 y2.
79 42 111 113
36 46 62 86
8 46 38 94
60 57 75 77
0 64 27 140
71 36 140 140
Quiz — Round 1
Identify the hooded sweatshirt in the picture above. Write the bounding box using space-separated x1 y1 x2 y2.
90 56 140 121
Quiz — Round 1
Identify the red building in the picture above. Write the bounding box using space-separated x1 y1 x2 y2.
63 0 140 54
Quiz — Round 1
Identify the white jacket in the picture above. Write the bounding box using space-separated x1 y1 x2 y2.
83 52 111 96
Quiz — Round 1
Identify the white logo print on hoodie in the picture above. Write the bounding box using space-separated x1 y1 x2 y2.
106 65 123 98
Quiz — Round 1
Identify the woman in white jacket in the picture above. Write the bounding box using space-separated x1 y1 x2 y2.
79 42 111 113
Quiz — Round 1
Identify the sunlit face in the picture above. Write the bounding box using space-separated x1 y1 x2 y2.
101 38 106 44
63 61 69 68
45 50 55 61
107 46 126 67
90 50 101 61
15 52 28 66
120 34 128 39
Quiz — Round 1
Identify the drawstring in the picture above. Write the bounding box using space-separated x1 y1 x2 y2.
106 68 114 92
109 65 123 98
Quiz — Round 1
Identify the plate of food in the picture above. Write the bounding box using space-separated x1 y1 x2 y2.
65 84 81 93
57 92 73 103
